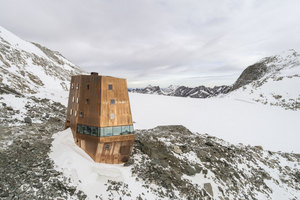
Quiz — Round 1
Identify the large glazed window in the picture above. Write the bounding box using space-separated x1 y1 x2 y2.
77 124 84 134
121 126 130 134
77 124 134 137
112 126 122 136
91 126 98 136
103 127 113 137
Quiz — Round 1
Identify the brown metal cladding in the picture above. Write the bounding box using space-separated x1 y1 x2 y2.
65 73 134 164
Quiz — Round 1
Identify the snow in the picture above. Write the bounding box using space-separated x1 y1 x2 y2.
129 93 300 153
0 26 47 58
50 129 161 200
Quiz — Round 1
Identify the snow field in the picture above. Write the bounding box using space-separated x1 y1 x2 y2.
129 93 300 153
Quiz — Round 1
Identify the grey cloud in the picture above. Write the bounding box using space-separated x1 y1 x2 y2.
0 0 299 87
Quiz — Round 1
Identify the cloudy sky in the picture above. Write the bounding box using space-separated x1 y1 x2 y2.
1 0 299 87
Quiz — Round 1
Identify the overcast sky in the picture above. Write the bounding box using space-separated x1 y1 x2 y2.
1 0 299 87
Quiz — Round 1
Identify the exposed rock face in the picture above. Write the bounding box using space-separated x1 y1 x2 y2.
229 50 300 110
126 125 300 200
231 62 268 91
172 85 231 98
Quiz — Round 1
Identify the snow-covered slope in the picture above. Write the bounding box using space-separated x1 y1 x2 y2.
0 26 85 104
229 49 300 110
0 26 86 126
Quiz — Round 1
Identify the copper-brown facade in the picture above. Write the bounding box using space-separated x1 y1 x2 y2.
65 72 134 164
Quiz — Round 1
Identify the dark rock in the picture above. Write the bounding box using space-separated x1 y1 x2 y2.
205 142 214 147
231 61 268 91
204 183 213 197
24 117 32 124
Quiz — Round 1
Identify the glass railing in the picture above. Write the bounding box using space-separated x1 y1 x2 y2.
77 124 134 137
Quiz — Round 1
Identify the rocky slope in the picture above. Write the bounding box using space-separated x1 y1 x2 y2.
129 126 300 199
0 26 87 199
0 26 84 105
130 84 231 98
229 49 300 110
0 26 85 126
0 102 86 199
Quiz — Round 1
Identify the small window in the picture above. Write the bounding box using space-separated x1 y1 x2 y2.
110 99 115 104
76 84 79 89
70 109 72 115
72 96 74 103
105 144 110 150
76 97 79 103
110 113 115 119
86 99 89 104
87 84 89 90
74 110 77 116
79 112 83 118
108 84 113 90
71 83 74 89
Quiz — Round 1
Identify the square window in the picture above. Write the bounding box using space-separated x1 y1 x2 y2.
110 113 115 119
110 99 115 104
108 84 113 90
